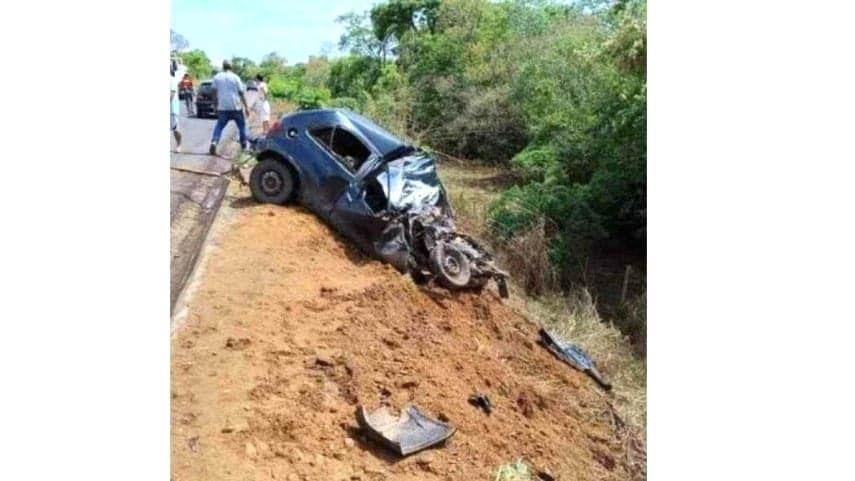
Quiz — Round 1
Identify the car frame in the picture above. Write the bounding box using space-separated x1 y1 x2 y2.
248 109 509 295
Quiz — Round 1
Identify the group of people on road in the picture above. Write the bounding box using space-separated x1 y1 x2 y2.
170 59 271 155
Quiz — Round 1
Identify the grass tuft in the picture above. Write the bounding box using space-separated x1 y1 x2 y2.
494 460 533 481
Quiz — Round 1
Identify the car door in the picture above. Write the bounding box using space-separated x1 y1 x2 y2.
305 125 365 214
328 160 412 269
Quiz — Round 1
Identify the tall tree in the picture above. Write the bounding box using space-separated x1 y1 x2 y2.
337 12 388 62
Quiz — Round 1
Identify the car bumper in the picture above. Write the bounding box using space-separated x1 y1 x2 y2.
195 101 216 112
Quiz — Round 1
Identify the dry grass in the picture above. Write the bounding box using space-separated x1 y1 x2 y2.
525 291 646 430
270 99 297 118
438 160 504 237
494 460 534 481
520 291 647 481
497 218 558 295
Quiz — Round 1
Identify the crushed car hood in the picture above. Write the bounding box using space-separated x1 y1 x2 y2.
372 151 450 215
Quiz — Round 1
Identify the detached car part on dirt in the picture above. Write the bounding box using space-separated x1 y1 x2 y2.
539 328 612 391
356 404 456 456
247 108 509 297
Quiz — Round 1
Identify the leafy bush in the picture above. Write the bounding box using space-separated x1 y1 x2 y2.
295 87 331 110
511 145 559 183
267 75 300 100
488 182 608 280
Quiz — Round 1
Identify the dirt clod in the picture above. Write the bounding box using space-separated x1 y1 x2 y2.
224 337 251 350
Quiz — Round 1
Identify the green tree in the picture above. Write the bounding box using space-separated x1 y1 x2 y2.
337 11 388 61
178 49 213 79
304 56 332 89
229 56 258 80
258 52 288 78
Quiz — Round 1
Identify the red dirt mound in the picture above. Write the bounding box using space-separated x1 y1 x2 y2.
171 194 632 481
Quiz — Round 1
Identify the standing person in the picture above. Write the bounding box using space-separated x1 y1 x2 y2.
170 68 182 153
209 60 250 155
254 74 272 133
179 73 194 116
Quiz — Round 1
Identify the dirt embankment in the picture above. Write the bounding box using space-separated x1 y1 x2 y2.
171 189 635 481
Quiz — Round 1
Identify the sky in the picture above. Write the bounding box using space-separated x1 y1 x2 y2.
171 0 379 65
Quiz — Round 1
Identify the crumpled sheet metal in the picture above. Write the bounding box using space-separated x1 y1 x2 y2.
356 405 456 456
539 328 612 391
377 152 447 214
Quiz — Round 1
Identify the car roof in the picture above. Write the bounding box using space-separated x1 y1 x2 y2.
285 109 406 157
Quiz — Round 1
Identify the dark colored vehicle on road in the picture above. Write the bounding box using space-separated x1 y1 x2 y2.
194 80 217 118
248 109 509 296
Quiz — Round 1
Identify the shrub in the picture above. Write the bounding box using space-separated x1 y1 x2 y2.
267 75 300 100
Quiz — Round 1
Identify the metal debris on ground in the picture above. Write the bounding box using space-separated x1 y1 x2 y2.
468 393 493 415
355 404 456 456
539 328 612 391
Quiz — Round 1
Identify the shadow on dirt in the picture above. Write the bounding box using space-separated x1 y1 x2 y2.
344 426 402 465
343 425 449 465
340 240 373 266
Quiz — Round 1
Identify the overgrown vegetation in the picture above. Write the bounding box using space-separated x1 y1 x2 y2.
172 0 646 343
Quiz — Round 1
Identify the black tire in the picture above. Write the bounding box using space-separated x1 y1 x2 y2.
429 242 471 289
250 158 296 205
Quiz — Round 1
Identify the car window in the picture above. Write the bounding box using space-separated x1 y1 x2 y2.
309 126 371 173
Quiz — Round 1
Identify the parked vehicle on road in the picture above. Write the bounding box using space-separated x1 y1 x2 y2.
194 80 217 118
248 109 509 296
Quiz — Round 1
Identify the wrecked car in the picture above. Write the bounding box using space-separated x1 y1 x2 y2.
248 108 509 297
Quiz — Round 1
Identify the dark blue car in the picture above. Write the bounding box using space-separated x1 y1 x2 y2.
248 109 509 296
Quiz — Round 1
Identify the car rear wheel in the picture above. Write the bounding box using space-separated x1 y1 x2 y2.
429 242 471 289
250 158 296 205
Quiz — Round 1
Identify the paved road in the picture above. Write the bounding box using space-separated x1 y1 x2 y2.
170 103 256 313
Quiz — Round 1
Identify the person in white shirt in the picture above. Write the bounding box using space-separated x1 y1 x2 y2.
170 68 182 153
254 74 272 133
209 60 250 155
